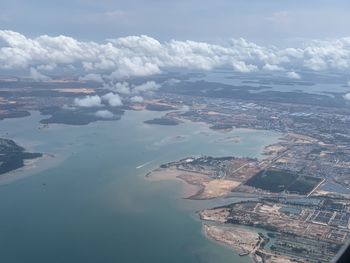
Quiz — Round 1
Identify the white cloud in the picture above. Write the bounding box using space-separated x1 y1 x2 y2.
104 81 160 95
62 104 76 110
37 63 56 71
263 63 284 71
102 92 123 107
105 82 131 94
79 73 103 82
1 30 350 79
29 67 51 81
130 96 144 103
133 81 160 94
95 110 114 119
287 71 301 80
232 61 257 73
343 93 350 101
74 95 102 107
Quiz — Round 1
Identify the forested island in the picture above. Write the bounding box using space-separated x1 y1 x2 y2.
0 138 42 175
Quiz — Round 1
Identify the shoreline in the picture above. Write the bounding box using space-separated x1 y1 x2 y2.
0 152 64 185
145 165 260 262
145 167 241 200
146 167 203 199
145 155 303 263
202 223 295 263
202 224 258 255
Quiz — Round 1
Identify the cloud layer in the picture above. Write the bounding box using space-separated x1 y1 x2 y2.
344 93 350 101
287 71 301 80
102 92 123 107
1 30 350 80
95 110 114 119
74 95 102 107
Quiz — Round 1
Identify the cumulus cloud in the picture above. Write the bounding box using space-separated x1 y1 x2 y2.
29 67 51 81
37 63 56 71
95 110 114 119
103 80 160 96
287 71 301 80
102 92 123 107
62 104 76 110
343 93 350 101
130 96 144 103
1 30 350 79
79 73 104 82
263 63 284 71
133 81 160 94
74 95 102 107
232 61 257 73
105 81 131 94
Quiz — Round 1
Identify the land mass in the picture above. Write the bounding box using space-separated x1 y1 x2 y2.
146 132 350 262
144 117 180 126
1 75 350 262
0 138 42 175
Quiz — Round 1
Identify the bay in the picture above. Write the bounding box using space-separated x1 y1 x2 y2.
0 110 280 263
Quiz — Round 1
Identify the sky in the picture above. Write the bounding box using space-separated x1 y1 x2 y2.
1 0 350 44
1 0 350 82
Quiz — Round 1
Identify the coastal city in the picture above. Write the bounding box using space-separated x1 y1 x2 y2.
1 74 350 262
2 1 350 263
145 79 350 262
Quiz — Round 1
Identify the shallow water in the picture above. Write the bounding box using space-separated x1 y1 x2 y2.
0 110 281 263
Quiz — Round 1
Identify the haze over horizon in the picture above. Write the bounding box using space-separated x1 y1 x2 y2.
1 0 350 43
2 1 350 81
1 2 350 263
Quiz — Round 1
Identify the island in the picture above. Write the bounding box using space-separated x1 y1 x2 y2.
0 138 42 175
144 117 180 126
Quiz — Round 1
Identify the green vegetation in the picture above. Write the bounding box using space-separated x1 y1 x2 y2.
145 104 177 111
40 107 123 125
245 169 322 195
0 138 42 175
210 124 233 130
0 110 30 120
144 118 179 125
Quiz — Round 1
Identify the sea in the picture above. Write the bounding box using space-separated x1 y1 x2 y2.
0 110 280 263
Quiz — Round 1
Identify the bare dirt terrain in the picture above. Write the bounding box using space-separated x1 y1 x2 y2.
203 224 259 254
146 167 241 199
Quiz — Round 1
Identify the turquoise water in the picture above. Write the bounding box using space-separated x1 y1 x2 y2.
0 110 280 263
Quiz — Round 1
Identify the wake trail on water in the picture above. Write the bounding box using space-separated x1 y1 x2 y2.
136 160 154 169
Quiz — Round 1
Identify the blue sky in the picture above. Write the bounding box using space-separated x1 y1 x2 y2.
1 0 350 44
1 0 350 81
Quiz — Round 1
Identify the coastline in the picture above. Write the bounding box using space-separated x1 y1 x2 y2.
1 109 287 262
202 224 258 256
0 152 63 185
145 167 202 199
146 167 241 200
202 224 295 263
145 164 261 262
